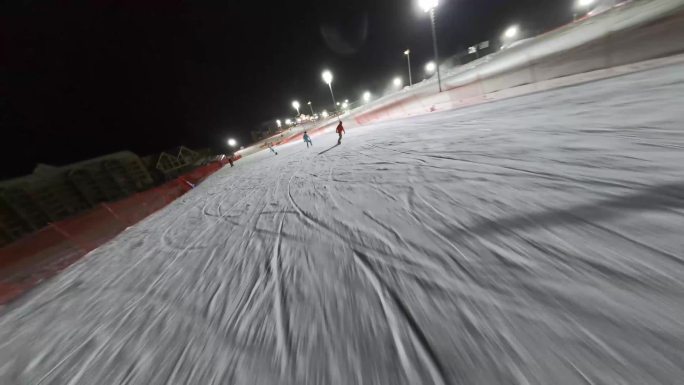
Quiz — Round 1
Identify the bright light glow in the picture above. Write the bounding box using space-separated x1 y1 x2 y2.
425 61 436 74
393 77 402 87
292 100 300 111
404 49 410 55
322 70 333 84
285 119 292 125
344 99 349 103
227 138 237 147
363 91 371 102
418 0 438 12
276 119 282 127
503 25 519 40
577 0 595 8
296 118 302 123
322 110 329 118
342 102 349 109
336 102 340 106
307 101 312 105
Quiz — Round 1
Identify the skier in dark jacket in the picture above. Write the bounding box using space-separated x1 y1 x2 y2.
303 132 313 148
336 122 345 145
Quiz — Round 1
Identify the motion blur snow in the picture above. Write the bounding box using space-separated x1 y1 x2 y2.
1 63 684 384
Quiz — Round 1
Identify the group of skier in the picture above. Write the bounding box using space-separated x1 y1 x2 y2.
300 120 345 149
266 120 346 156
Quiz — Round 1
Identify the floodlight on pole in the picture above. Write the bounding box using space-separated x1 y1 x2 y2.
363 91 371 102
321 69 337 111
307 101 314 115
227 138 237 147
418 0 442 92
404 49 413 86
292 100 300 115
276 119 282 128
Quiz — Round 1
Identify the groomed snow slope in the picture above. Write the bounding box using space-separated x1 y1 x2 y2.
2 63 684 385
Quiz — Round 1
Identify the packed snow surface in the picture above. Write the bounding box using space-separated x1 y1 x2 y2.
2 63 684 385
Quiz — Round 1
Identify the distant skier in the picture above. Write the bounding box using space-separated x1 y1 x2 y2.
336 121 345 145
268 143 278 155
303 131 313 148
228 157 234 167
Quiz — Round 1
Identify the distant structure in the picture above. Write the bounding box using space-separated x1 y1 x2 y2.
0 146 217 247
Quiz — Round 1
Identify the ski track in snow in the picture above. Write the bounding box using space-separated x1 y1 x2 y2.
2 64 684 384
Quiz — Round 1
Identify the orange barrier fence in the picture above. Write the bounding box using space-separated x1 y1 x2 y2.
0 160 234 305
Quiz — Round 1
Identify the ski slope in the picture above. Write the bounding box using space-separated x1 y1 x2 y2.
2 63 684 385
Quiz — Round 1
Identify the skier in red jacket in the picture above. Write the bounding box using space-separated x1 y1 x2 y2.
336 121 345 145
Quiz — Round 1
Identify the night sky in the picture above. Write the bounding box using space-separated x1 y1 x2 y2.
1 0 575 179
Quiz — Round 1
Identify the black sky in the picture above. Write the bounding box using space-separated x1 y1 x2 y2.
0 0 575 179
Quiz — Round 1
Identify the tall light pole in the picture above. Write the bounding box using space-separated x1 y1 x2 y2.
419 0 442 92
307 101 314 115
404 49 413 86
292 100 300 116
322 70 337 111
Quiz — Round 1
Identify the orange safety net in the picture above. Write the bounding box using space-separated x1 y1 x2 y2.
0 161 231 305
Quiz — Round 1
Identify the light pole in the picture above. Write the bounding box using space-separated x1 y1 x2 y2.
419 0 442 92
404 49 413 86
292 100 300 116
307 101 314 115
322 70 337 112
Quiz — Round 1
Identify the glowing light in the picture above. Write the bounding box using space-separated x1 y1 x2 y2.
342 102 349 109
577 0 595 7
425 61 436 74
322 110 329 118
322 70 333 84
276 119 282 127
363 91 371 102
393 77 402 87
503 25 519 40
418 0 438 12
285 119 292 125
292 100 300 112
404 49 410 55
227 138 237 147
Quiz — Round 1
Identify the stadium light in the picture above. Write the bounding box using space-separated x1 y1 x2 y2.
418 0 442 92
363 91 371 102
418 0 438 12
321 69 337 110
342 102 349 109
276 119 282 128
393 77 403 88
292 100 300 115
503 25 519 40
227 138 237 147
577 0 595 7
404 49 413 86
307 101 314 115
425 61 436 74
285 118 292 125
322 110 329 118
